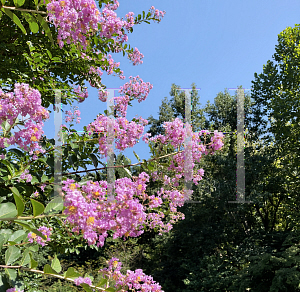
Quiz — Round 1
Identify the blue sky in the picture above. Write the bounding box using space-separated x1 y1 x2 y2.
41 0 300 175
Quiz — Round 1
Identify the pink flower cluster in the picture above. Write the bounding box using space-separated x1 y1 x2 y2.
47 0 101 49
98 5 135 44
74 85 89 103
98 88 109 102
0 83 49 154
28 226 52 247
147 118 224 186
119 76 153 104
17 169 32 183
6 288 24 292
86 115 148 158
99 258 163 292
73 277 92 286
98 76 153 118
149 6 166 23
62 171 188 247
101 54 123 77
65 106 81 124
128 47 144 66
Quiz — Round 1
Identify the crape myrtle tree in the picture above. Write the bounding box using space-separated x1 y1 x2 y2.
0 1 226 292
128 82 300 291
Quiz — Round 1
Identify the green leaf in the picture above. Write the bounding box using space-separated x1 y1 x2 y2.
8 230 26 244
41 174 48 183
5 246 20 265
133 150 140 162
0 229 13 238
147 161 155 171
29 252 38 269
1 0 6 5
96 278 108 287
30 176 39 184
44 264 59 275
89 153 98 168
2 8 27 35
51 254 62 273
44 196 63 214
35 14 53 45
28 245 39 252
1 120 11 132
0 234 7 251
124 167 132 178
17 0 25 6
9 148 24 158
64 267 81 279
105 288 116 292
19 248 31 266
0 160 15 176
0 203 17 219
30 199 44 217
29 19 39 34
80 283 93 292
5 268 17 282
11 187 25 216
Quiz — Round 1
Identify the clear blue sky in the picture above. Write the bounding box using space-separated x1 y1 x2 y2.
41 0 300 175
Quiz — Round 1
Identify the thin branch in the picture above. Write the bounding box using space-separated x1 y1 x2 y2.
61 149 186 176
0 214 67 222
0 265 107 291
2 6 47 14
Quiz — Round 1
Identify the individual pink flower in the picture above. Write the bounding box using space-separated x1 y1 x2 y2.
28 226 52 247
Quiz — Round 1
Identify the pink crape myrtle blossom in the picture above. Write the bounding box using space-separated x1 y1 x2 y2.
64 106 81 124
128 47 144 65
0 83 49 155
74 85 89 103
99 258 164 292
61 171 188 247
47 0 101 49
119 76 153 104
148 118 224 186
98 76 153 118
149 6 166 23
28 226 52 247
17 169 32 183
86 115 148 158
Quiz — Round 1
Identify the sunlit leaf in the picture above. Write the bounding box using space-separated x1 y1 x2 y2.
8 230 26 244
30 199 44 217
11 187 25 216
0 203 17 219
64 267 81 279
44 196 63 214
44 264 59 275
5 246 20 265
29 252 38 269
51 254 62 273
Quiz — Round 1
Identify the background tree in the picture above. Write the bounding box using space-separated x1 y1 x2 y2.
120 80 300 291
